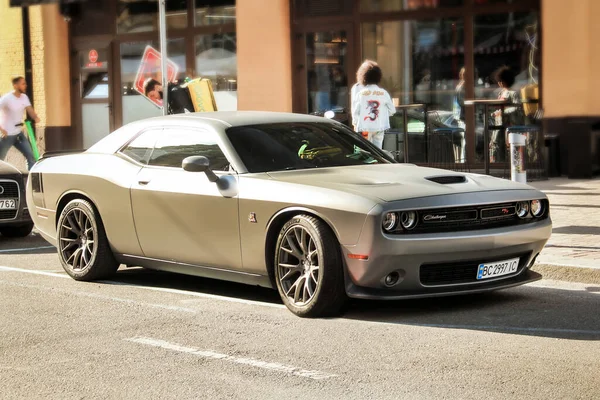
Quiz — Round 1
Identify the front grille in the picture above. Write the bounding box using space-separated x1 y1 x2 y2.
389 200 549 234
420 252 531 286
0 210 18 220
0 181 19 199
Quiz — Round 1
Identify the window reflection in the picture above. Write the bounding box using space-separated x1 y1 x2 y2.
195 33 237 110
120 39 187 124
362 19 464 163
361 0 463 12
473 12 539 162
306 31 349 114
195 0 236 26
117 0 188 33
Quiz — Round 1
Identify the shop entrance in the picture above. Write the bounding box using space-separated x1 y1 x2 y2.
71 41 116 149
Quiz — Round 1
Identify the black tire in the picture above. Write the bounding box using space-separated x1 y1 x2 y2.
56 199 119 281
274 215 346 318
0 222 34 238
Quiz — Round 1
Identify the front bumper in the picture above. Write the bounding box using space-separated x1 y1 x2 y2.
342 218 551 299
0 176 32 228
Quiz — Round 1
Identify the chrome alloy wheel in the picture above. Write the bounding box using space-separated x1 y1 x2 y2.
59 208 96 272
277 226 321 306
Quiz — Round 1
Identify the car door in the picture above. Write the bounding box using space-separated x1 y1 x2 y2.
130 126 242 271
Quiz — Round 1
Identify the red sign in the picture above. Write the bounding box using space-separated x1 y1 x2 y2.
133 45 179 108
89 49 98 63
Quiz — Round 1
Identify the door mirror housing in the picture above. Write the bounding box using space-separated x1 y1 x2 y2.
182 156 219 182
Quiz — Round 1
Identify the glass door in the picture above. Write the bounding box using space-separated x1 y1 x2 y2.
74 44 115 149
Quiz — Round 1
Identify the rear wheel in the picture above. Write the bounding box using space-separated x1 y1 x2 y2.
57 199 118 281
274 215 346 318
0 223 34 238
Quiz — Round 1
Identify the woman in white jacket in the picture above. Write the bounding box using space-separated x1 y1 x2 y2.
351 61 395 149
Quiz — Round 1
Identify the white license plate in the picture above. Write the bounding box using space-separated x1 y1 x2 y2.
476 257 519 280
0 199 17 210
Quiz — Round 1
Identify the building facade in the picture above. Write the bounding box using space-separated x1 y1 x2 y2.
1 0 598 177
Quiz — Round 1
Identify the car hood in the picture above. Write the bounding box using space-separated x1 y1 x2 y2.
0 160 23 175
266 164 536 202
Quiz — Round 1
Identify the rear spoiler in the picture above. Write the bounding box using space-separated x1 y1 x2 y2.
39 149 86 160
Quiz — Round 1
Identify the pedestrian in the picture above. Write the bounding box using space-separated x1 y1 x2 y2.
0 77 40 170
351 61 395 149
489 66 522 163
350 60 377 131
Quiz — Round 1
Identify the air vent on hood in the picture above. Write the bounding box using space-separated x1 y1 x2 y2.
426 175 467 184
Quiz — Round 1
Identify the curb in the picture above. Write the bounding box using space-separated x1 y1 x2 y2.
532 263 600 285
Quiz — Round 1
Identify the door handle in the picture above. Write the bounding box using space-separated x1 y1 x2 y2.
138 179 151 185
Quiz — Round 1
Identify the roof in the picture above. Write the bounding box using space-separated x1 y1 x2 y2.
164 111 328 128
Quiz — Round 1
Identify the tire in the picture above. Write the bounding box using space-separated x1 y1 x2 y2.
56 199 119 281
0 222 34 238
274 215 346 318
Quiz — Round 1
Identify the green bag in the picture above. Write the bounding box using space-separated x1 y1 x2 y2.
24 120 39 161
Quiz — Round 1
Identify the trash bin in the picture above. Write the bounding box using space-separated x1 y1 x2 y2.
505 125 547 181
544 133 560 177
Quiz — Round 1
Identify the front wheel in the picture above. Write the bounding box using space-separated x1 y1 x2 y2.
56 199 118 281
274 215 346 318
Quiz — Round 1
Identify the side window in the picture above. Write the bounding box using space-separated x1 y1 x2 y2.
148 128 230 171
120 128 162 164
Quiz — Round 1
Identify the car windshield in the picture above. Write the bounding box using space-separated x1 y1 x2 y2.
225 122 394 173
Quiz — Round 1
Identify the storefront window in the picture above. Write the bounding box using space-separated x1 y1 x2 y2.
361 0 463 12
362 18 464 162
305 30 349 114
195 0 236 26
195 33 237 110
473 11 540 162
117 0 188 34
120 39 187 125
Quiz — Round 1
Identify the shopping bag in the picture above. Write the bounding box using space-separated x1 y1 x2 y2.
24 121 39 161
186 78 218 112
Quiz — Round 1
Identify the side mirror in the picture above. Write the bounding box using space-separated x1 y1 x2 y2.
182 156 219 182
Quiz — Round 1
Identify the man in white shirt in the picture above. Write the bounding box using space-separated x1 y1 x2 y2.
0 77 40 170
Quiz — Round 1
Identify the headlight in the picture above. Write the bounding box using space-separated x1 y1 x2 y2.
530 200 545 217
382 212 398 232
516 201 529 218
400 211 418 230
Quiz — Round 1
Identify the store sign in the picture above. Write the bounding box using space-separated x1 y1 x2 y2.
133 45 179 108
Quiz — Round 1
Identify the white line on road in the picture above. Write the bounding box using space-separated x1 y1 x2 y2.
0 265 69 279
125 337 337 380
0 280 197 314
0 245 55 253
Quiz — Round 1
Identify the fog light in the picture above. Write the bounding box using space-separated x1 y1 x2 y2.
384 272 400 287
530 200 544 217
400 211 418 230
382 212 398 232
516 201 529 218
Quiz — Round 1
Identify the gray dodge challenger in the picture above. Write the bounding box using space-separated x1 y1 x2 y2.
26 112 552 317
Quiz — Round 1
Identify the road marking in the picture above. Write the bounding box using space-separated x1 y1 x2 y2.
125 337 337 380
0 245 55 253
398 323 600 336
0 265 285 309
0 265 68 279
0 280 197 314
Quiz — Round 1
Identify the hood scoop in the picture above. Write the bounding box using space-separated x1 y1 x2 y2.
426 175 467 185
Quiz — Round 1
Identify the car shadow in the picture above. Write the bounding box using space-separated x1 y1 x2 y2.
0 231 56 254
107 267 600 341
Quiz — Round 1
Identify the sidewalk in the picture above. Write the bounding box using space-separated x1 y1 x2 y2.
529 177 600 273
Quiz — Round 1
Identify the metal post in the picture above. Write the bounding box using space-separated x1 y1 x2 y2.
483 104 490 175
158 0 168 116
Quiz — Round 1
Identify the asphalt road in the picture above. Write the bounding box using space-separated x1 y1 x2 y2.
1 232 599 400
